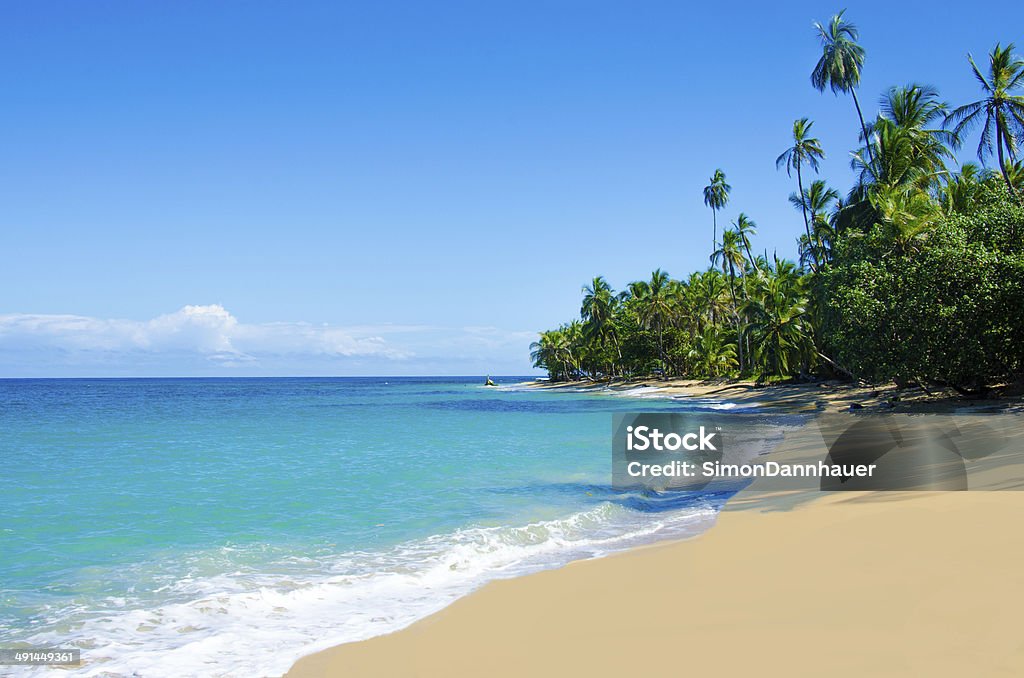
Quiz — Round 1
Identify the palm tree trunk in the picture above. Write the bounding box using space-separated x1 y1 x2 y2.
727 262 743 373
725 263 738 311
850 87 875 166
996 117 1019 197
738 266 750 375
712 209 717 253
796 166 818 272
657 324 666 376
743 241 758 272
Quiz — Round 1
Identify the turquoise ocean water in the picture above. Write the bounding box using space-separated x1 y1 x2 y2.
0 378 763 676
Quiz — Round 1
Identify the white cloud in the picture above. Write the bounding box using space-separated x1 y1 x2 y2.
0 305 539 376
0 304 407 362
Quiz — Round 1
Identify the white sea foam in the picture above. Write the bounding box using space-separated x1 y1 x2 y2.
16 502 717 678
606 386 758 410
613 386 668 399
489 382 540 392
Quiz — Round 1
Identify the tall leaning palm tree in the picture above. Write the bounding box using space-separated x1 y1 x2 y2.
945 43 1024 196
776 118 825 270
702 170 731 252
812 10 873 165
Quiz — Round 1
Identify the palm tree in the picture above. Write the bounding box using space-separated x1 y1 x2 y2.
869 186 942 253
1007 159 1024 192
851 119 940 194
733 213 759 272
945 43 1024 196
531 328 573 381
812 10 873 165
581 276 621 375
940 163 989 214
854 85 957 194
777 118 825 270
789 180 840 264
711 230 745 306
688 327 737 378
744 275 812 381
711 230 747 370
702 170 731 253
690 269 729 330
634 269 675 375
879 84 956 149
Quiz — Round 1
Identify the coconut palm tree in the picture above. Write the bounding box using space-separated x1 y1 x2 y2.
1007 159 1024 191
812 10 873 165
945 43 1024 196
744 275 812 381
634 269 676 375
879 84 956 149
711 230 748 370
711 230 745 306
939 163 989 214
564 320 587 379
777 118 826 270
869 186 942 253
790 180 840 264
531 328 573 381
733 213 759 272
855 85 957 193
688 327 737 378
851 121 934 194
690 269 729 330
702 170 731 253
581 276 621 375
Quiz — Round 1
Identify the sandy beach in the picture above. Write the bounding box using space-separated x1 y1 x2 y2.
287 488 1024 677
286 381 1024 677
526 377 1024 413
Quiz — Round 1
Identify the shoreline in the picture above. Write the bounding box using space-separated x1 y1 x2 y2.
287 489 1024 677
284 381 1024 677
522 376 1024 413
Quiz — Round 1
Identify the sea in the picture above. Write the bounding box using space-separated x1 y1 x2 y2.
0 377 770 676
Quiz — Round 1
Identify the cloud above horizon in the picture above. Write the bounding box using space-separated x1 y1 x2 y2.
0 305 538 376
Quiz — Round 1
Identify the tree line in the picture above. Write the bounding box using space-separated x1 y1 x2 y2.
531 11 1024 394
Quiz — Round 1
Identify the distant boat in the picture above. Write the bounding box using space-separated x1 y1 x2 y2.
484 376 497 387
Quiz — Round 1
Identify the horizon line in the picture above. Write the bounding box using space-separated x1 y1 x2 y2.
0 374 543 380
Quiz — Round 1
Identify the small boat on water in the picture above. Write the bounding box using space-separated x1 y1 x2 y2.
484 376 497 387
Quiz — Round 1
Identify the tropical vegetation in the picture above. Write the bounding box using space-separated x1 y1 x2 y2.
532 15 1024 395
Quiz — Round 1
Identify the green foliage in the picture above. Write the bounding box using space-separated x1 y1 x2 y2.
532 27 1024 392
532 251 810 382
946 179 1024 249
945 43 1024 194
819 186 1024 391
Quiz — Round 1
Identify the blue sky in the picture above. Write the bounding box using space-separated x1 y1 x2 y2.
2 1 1021 376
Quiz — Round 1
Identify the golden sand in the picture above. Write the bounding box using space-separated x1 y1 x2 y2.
286 489 1024 677
286 383 1023 677
526 377 1014 413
